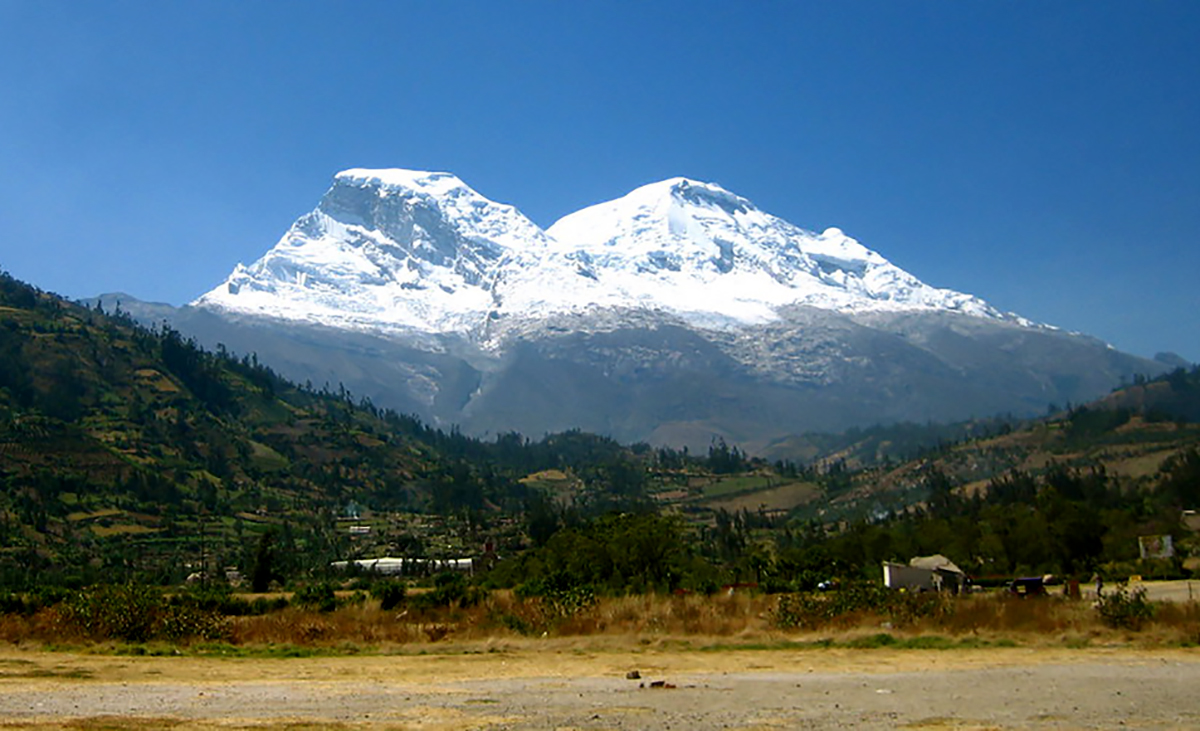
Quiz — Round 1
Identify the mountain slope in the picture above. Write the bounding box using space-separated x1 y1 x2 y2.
164 169 1171 449
196 169 556 335
0 272 541 586
197 171 1018 339
10 270 1197 591
544 177 1010 326
788 367 1200 526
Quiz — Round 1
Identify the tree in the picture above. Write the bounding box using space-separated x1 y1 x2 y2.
250 530 280 593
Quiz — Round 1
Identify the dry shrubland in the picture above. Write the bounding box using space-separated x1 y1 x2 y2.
1 584 1199 652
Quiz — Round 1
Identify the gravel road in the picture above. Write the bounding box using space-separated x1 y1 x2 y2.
2 647 1198 729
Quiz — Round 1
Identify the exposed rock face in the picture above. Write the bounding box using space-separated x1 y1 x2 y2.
119 169 1165 451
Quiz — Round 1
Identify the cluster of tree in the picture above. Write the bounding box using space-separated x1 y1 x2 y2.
775 455 1200 583
2 269 1199 597
499 446 1200 599
492 511 719 595
1142 366 1200 422
0 271 748 590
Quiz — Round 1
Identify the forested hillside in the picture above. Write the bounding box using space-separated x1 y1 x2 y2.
0 272 656 588
2 269 1199 597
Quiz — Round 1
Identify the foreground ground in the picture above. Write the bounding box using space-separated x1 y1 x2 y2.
1 641 1199 730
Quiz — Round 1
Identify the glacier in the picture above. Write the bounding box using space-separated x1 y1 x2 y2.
196 169 1025 339
177 167 1162 450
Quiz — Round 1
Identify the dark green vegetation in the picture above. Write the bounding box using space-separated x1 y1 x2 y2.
2 270 1200 612
0 271 653 588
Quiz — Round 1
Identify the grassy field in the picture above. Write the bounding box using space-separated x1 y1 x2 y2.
704 480 822 513
2 583 1197 654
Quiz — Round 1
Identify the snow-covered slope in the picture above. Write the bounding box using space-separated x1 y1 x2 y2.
196 169 555 334
196 170 1021 338
176 168 1163 449
544 178 1012 326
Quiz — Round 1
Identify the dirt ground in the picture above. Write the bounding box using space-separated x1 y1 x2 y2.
1132 579 1199 603
2 642 1199 730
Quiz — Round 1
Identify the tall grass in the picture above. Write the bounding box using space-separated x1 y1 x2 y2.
3 589 1200 650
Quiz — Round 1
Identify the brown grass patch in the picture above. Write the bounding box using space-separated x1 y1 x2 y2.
133 368 180 393
88 525 158 538
65 509 122 523
4 589 1200 652
706 481 821 513
0 719 188 730
553 592 768 637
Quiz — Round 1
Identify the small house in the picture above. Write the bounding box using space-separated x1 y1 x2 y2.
883 554 966 593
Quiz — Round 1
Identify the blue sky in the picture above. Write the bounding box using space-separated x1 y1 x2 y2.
1 1 1197 361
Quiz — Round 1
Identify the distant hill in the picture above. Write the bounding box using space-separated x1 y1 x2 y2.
1 272 645 588
6 270 1199 590
779 367 1200 524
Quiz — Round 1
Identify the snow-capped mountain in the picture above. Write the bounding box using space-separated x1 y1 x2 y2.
544 177 1012 326
175 168 1162 452
197 170 1020 339
197 168 554 335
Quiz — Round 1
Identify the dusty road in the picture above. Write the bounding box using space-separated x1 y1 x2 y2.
2 644 1199 729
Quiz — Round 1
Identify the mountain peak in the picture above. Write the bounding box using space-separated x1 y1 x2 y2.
614 177 755 216
194 168 550 334
196 168 1018 337
333 168 466 197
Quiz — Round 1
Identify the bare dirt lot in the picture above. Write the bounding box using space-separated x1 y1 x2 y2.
2 642 1199 730
1135 579 1199 603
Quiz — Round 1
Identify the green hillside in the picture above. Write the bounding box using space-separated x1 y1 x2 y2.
3 268 1200 597
0 272 547 588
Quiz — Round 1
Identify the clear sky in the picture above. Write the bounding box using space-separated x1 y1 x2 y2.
1 1 1197 362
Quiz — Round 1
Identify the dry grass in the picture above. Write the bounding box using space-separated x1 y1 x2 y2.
924 594 1089 634
553 592 769 637
705 481 822 513
0 721 390 730
3 590 1199 652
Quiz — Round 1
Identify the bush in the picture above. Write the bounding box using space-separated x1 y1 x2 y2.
514 570 597 628
773 582 951 629
57 583 227 642
0 592 31 615
172 583 253 615
411 572 483 610
1096 584 1155 630
250 596 290 614
293 582 339 613
30 585 70 610
59 584 164 642
0 586 71 615
159 602 229 642
371 582 407 611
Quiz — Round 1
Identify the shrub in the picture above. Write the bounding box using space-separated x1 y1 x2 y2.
293 582 339 613
773 582 951 630
172 583 254 616
516 570 597 620
1096 584 1155 630
30 585 70 610
371 582 407 611
411 572 483 610
845 632 897 649
250 596 290 614
0 592 30 615
0 586 70 615
59 584 164 642
159 602 229 642
57 583 227 642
